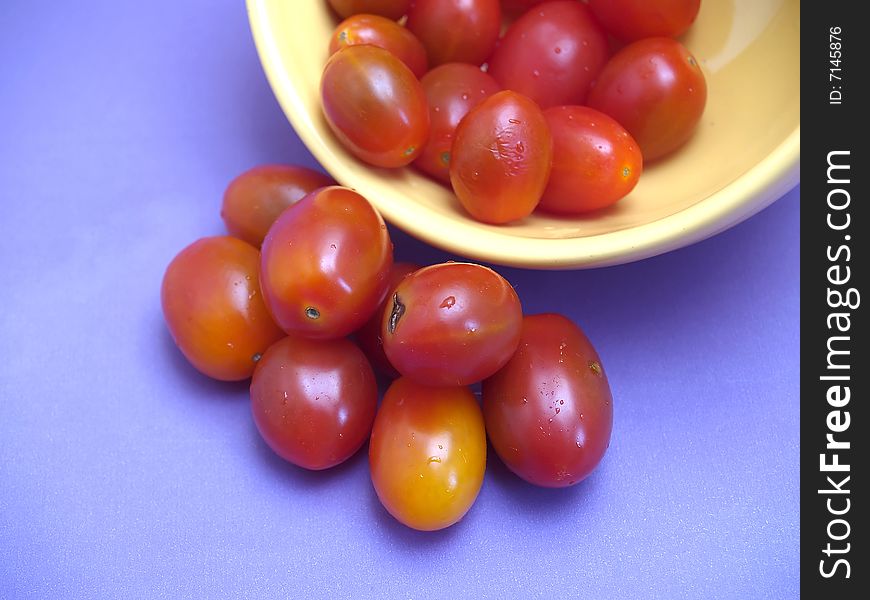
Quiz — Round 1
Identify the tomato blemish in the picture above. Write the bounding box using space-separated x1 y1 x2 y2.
388 293 405 333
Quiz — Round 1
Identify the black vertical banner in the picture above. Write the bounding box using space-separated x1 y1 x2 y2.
802 2 867 597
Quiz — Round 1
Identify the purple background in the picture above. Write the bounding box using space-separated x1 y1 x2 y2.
0 1 799 598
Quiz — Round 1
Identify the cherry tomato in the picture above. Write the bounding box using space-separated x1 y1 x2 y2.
321 45 430 168
414 63 501 184
355 261 420 378
328 14 428 79
161 236 284 381
588 0 701 42
449 90 552 224
369 377 486 531
587 37 707 161
487 1 609 108
327 0 411 20
483 313 613 487
381 262 522 387
405 0 501 67
501 0 547 17
220 165 334 248
260 186 393 340
250 335 377 470
539 106 642 214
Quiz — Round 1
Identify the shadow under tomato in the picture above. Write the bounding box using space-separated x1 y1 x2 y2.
367 483 466 545
483 442 604 514
248 419 371 488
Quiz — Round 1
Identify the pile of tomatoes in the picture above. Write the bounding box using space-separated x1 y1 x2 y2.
160 0 712 531
162 164 613 531
321 0 706 223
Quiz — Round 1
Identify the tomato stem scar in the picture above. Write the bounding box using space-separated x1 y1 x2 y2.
305 306 320 320
388 293 405 333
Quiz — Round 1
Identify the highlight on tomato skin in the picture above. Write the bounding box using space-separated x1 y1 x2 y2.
221 165 335 248
328 13 428 78
250 335 378 470
260 186 394 341
449 90 553 224
161 236 285 382
369 377 487 531
320 45 430 168
482 313 613 488
539 105 643 215
381 261 523 387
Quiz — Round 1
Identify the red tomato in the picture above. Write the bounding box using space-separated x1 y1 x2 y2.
327 0 411 20
381 262 522 387
483 314 613 487
220 165 334 247
354 261 420 378
369 377 486 531
260 186 393 340
250 335 378 470
587 37 707 161
588 0 701 42
328 14 428 79
501 0 547 17
449 90 552 224
161 236 284 381
539 106 642 214
487 1 609 108
406 0 501 67
414 63 501 184
321 45 430 168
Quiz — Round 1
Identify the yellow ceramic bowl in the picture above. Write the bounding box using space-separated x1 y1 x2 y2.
247 0 800 269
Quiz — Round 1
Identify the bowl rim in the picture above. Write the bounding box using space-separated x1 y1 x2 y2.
246 0 800 269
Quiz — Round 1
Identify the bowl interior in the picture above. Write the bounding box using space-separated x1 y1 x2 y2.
247 0 800 268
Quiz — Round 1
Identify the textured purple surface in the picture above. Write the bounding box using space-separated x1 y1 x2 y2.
0 1 799 598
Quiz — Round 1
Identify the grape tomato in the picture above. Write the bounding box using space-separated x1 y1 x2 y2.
539 105 642 214
449 90 552 224
161 236 284 381
251 335 378 470
321 45 430 168
414 63 501 183
328 13 428 78
588 0 701 42
587 37 707 161
405 0 501 67
369 377 486 531
221 165 334 247
483 313 613 488
327 0 411 20
260 186 393 340
381 261 523 387
488 1 609 108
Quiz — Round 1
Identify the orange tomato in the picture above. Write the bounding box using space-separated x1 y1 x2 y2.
369 377 486 531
